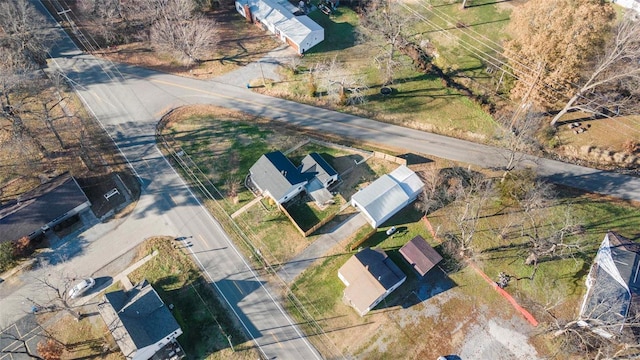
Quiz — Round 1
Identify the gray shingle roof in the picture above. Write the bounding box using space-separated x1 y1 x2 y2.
103 280 181 354
0 173 90 243
581 232 640 332
249 151 311 200
300 153 337 186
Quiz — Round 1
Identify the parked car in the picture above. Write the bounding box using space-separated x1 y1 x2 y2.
68 278 95 299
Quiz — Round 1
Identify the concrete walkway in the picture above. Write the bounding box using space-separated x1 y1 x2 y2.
230 195 263 219
276 213 368 284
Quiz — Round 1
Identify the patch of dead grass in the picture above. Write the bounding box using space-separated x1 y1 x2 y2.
45 313 123 360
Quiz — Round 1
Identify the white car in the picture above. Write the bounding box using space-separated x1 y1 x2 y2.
68 278 95 299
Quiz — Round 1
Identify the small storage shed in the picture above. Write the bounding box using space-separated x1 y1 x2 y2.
235 0 324 54
351 165 424 228
399 235 443 277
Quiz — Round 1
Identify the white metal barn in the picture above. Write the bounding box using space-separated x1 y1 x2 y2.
351 165 424 228
235 0 324 55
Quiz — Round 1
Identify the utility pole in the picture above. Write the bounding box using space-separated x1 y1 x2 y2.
510 62 544 128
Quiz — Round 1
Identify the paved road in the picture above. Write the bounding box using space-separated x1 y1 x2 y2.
5 0 639 358
6 2 324 360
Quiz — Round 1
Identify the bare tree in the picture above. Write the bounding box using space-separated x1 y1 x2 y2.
415 166 455 216
150 14 218 65
36 339 64 360
519 185 584 264
550 15 640 125
497 111 540 182
547 277 640 359
313 57 368 105
28 265 87 320
76 0 123 45
359 0 417 85
446 169 495 254
0 0 59 66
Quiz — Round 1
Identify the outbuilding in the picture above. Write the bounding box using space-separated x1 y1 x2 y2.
351 165 424 228
399 235 443 277
235 0 324 55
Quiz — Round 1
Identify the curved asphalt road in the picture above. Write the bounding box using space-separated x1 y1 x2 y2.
82 62 640 202
32 2 323 360
19 1 640 359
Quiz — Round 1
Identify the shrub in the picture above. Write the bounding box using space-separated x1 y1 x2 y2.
37 339 64 360
0 241 16 273
498 168 537 204
12 236 33 258
622 140 639 154
306 74 317 97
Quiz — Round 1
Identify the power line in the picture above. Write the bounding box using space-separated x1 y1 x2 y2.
397 1 640 133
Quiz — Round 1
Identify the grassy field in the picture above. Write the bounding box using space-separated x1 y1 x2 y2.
264 1 507 141
160 105 397 265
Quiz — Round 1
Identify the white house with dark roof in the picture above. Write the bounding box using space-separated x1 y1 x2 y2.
338 247 406 316
351 165 424 228
98 280 183 360
0 172 91 244
579 231 640 338
249 151 311 204
235 0 324 55
248 151 338 205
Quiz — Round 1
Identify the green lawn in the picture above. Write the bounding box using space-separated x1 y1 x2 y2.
287 178 640 358
271 1 509 141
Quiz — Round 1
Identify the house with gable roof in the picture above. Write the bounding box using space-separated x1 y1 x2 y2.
338 247 406 316
579 231 640 338
248 151 338 205
0 172 91 244
98 280 184 360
